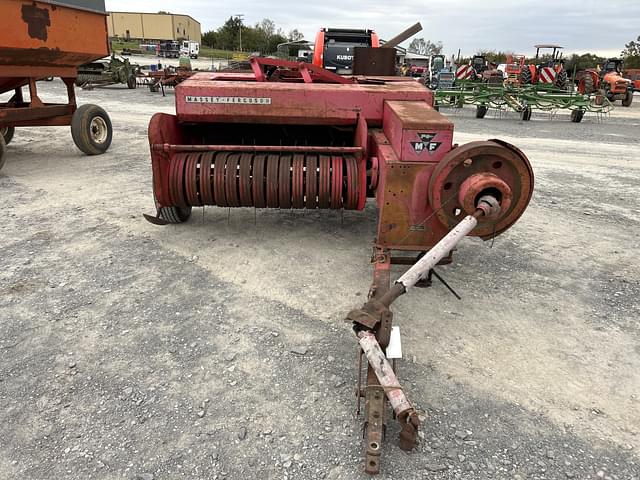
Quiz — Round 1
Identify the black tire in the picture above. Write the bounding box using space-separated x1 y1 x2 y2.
476 105 488 118
433 104 440 112
555 69 567 89
622 90 633 107
0 135 6 173
582 74 595 94
519 67 532 85
127 75 137 89
158 206 192 223
70 104 113 155
1 126 15 145
521 106 532 121
570 109 585 123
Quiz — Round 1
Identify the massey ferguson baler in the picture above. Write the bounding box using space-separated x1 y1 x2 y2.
147 57 534 474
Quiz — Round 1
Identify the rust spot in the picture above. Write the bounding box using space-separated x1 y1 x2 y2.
21 4 51 41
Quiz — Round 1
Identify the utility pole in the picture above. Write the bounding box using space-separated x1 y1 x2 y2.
234 13 244 51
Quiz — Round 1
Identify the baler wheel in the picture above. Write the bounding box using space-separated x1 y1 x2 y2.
0 135 6 173
1 126 15 145
158 205 192 223
71 104 112 155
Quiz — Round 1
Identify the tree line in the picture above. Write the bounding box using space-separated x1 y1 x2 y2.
201 17 304 54
407 35 640 70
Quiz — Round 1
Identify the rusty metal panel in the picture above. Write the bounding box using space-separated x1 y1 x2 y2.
0 0 109 74
353 47 396 76
175 74 434 125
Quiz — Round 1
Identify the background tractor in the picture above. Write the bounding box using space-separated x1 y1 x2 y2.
519 44 567 89
504 54 526 85
577 59 633 107
622 68 640 92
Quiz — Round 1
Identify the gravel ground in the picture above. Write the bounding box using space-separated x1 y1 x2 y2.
1 81 639 480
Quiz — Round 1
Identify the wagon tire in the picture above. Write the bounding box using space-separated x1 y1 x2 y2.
1 126 15 145
0 135 6 172
71 104 113 155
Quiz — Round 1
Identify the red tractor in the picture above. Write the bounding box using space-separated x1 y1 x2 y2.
504 54 526 85
519 44 567 89
577 59 633 107
622 68 640 92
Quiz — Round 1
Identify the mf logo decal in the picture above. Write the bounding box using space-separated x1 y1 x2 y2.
411 133 442 154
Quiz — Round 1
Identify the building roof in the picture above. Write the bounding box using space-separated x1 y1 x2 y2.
108 11 200 25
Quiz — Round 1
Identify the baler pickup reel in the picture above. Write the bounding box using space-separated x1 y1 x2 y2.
145 57 534 474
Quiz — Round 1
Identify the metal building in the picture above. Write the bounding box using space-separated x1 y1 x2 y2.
107 11 201 43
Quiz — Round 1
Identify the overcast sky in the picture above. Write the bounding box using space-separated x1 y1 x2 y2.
106 0 639 57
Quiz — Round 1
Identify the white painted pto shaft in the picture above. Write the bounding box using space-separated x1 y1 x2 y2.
396 213 479 291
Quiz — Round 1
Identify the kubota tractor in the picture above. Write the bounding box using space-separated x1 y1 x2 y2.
312 28 379 74
577 59 633 107
519 44 567 89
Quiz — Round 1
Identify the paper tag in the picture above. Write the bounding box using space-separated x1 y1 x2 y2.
386 326 402 359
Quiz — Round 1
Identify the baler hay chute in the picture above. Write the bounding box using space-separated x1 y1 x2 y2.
146 56 535 474
0 0 114 172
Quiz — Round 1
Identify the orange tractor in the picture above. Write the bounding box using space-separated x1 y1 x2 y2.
577 59 634 107
519 45 567 89
623 68 640 92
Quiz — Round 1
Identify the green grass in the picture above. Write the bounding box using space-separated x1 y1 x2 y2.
110 40 246 60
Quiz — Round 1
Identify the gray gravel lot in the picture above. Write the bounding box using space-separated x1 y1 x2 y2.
1 82 639 480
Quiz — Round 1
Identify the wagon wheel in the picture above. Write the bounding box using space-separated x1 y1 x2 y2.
70 104 113 155
0 135 6 173
1 126 15 145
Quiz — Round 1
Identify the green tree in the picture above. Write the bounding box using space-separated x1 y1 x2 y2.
408 38 443 56
622 35 640 68
288 29 304 42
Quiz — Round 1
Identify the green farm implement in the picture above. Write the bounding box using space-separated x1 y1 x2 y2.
435 83 612 122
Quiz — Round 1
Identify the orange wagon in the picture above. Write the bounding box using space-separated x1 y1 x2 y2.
0 0 114 171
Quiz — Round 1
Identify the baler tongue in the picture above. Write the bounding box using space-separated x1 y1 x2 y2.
145 57 535 474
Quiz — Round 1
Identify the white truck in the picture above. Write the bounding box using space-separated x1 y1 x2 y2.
180 41 199 59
